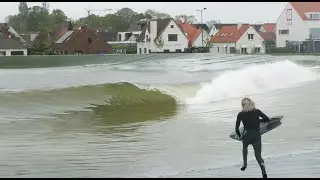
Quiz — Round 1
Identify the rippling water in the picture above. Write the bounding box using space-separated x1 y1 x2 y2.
0 54 319 177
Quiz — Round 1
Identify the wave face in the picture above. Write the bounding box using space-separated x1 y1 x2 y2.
186 60 318 104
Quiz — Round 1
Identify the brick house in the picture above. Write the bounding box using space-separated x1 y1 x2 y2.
53 26 112 55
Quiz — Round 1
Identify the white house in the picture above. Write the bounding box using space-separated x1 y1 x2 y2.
276 2 320 47
136 18 189 54
210 24 266 54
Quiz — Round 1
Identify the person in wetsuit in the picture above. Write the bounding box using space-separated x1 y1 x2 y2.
235 98 271 178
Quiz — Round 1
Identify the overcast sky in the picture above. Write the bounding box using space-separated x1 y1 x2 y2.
0 2 287 24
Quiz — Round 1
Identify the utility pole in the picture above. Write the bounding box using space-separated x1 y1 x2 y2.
197 8 207 53
86 4 112 27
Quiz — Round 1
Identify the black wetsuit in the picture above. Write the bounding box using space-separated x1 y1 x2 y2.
235 109 270 178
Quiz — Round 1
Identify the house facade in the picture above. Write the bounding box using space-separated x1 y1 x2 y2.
52 26 112 55
210 24 266 54
0 23 27 56
276 2 320 47
137 18 189 54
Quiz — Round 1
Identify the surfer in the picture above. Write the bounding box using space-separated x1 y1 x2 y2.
235 98 271 178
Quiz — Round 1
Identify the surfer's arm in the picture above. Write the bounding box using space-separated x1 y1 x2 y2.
257 109 271 122
235 113 241 137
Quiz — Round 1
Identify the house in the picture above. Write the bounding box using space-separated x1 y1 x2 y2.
210 23 266 54
276 2 320 48
0 23 28 56
136 18 189 54
52 26 112 55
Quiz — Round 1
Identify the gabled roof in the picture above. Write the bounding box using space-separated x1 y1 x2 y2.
191 24 210 33
213 23 237 30
176 21 202 45
0 37 26 49
290 2 320 21
210 24 250 43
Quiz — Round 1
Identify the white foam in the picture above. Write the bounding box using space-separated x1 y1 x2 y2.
186 60 318 104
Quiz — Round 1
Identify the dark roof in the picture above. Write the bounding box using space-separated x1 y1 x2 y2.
98 31 118 42
213 23 237 30
0 37 26 49
156 18 172 36
191 24 210 33
20 34 32 47
252 24 263 32
136 28 146 42
126 21 148 32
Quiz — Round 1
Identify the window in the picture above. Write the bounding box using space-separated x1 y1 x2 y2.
168 34 178 41
149 49 151 53
279 29 289 35
217 47 219 52
175 49 182 53
64 50 68 55
241 48 247 54
310 14 320 19
254 48 261 54
88 38 92 45
146 35 149 41
286 9 292 21
163 49 170 53
118 34 122 41
248 34 254 40
171 25 174 28
11 51 24 55
139 48 142 54
144 48 147 53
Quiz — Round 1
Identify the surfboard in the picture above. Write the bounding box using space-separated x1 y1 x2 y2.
229 116 283 141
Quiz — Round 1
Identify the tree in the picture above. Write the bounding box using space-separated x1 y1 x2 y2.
145 9 171 19
175 15 197 24
206 20 218 30
154 35 164 51
51 9 68 24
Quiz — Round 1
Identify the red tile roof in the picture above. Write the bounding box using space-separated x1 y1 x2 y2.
290 2 320 21
259 32 276 41
263 23 276 33
210 24 250 43
176 20 201 45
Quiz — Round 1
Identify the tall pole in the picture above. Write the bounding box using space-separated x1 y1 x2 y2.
197 8 207 52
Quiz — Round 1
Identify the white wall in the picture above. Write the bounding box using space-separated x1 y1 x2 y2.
210 43 235 53
193 30 210 47
0 49 28 56
275 3 320 47
137 30 151 54
156 19 189 52
236 26 265 54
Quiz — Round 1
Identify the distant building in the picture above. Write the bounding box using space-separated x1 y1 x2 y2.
0 23 28 56
210 24 266 54
52 26 112 55
276 2 320 48
136 18 190 54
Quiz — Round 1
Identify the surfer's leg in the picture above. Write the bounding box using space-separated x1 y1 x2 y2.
241 141 248 171
252 138 267 178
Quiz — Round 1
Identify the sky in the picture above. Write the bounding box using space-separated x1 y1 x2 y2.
0 2 287 24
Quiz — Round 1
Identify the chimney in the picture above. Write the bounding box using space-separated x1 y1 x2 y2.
150 19 157 42
68 21 73 31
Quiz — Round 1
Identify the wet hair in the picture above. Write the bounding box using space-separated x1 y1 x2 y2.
241 98 256 112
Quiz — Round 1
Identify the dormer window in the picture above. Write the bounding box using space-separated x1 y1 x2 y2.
171 25 174 28
310 13 320 19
